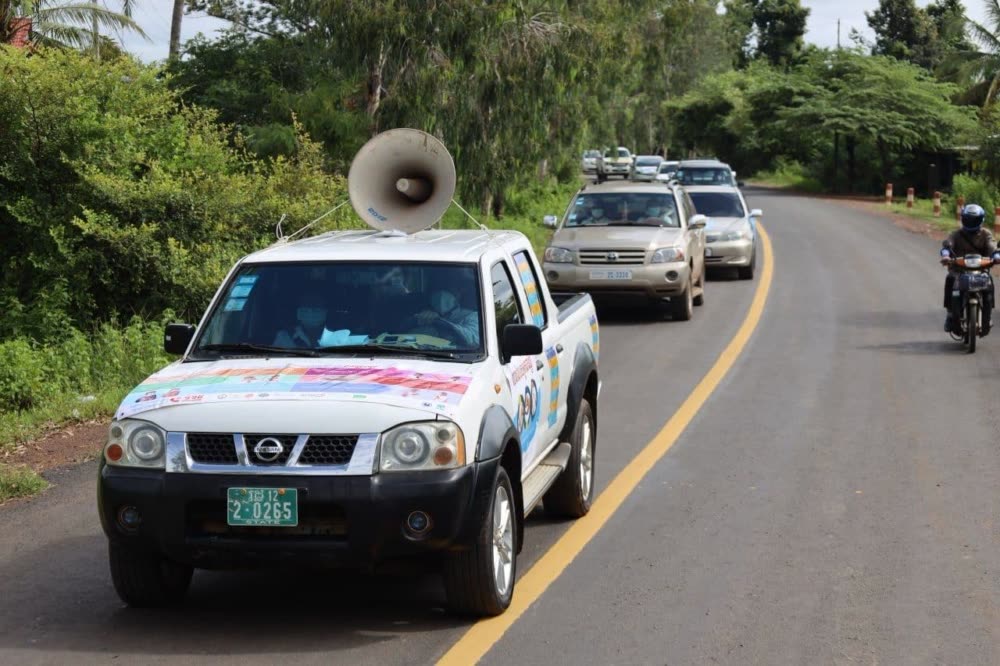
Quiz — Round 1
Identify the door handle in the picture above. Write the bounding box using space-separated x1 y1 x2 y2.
556 344 564 354
536 360 544 370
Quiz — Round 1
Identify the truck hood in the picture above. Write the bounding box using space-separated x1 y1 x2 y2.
553 225 682 249
116 357 483 432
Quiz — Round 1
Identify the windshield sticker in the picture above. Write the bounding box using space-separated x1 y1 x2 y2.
224 298 248 312
236 275 258 285
229 284 254 298
116 365 474 419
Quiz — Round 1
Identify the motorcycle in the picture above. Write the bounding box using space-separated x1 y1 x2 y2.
943 254 995 354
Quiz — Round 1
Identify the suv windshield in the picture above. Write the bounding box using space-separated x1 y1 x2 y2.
689 192 746 218
565 192 679 228
635 157 661 166
583 150 600 158
617 148 630 158
676 167 735 186
192 262 484 360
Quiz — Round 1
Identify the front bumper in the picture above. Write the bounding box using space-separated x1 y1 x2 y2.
631 172 657 181
542 261 690 301
705 238 753 267
98 459 498 568
603 164 631 175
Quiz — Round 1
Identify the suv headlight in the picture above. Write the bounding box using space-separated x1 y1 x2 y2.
104 420 166 469
544 247 574 263
380 421 466 472
651 247 685 263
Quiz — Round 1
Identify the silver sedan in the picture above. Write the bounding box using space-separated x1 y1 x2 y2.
686 185 761 280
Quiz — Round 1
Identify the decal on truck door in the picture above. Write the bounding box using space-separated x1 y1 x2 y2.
509 357 540 452
546 346 560 427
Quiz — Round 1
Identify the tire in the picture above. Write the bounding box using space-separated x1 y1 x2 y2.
109 541 193 607
444 466 517 616
671 278 694 321
967 300 978 354
692 269 705 307
544 399 595 518
738 250 755 280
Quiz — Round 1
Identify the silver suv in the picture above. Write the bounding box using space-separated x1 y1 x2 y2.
541 181 707 320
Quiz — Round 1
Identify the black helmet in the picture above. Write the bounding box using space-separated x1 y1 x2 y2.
961 204 986 233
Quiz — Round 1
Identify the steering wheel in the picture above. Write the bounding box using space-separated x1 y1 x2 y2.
404 313 465 346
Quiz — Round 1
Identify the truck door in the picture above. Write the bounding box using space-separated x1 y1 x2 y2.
512 249 565 444
491 260 547 469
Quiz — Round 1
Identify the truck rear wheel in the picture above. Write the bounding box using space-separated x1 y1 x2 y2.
444 466 517 616
545 399 595 518
109 541 193 607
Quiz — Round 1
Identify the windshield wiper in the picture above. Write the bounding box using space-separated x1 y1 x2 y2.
317 343 460 359
198 343 319 357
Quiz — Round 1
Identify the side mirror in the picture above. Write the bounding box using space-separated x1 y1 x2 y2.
164 323 196 355
501 324 543 364
543 215 558 229
750 208 763 218
688 214 708 230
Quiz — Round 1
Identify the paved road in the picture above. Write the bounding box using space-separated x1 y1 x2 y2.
2 190 998 664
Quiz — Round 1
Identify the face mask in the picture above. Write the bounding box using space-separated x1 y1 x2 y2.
646 208 661 217
591 209 605 218
431 290 458 316
297 306 326 328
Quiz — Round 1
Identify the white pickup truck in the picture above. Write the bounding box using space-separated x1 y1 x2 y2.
98 227 600 616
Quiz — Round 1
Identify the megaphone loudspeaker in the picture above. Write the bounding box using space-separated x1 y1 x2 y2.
348 128 457 234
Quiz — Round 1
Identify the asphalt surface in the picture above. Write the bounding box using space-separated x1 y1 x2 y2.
2 189 998 664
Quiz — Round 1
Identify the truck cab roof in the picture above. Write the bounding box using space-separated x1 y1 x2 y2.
243 229 530 264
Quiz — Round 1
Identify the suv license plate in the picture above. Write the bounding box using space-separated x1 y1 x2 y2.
591 270 632 280
227 487 298 526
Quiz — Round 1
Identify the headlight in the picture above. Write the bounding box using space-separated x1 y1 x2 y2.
105 420 166 468
651 247 685 263
544 246 574 263
380 421 466 472
722 228 752 241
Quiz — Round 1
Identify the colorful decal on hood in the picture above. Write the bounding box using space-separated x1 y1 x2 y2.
116 365 473 419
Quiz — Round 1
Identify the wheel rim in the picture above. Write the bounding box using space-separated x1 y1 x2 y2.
492 484 514 597
579 417 593 500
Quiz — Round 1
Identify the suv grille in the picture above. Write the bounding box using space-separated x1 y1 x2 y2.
244 434 296 466
299 435 359 466
579 249 647 265
187 433 238 464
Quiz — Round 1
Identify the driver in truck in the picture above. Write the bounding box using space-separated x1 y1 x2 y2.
273 288 329 348
415 288 480 346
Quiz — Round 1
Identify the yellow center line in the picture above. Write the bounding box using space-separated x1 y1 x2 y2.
437 224 775 666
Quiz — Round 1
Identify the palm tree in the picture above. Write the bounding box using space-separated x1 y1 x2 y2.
964 0 1000 108
0 1 146 52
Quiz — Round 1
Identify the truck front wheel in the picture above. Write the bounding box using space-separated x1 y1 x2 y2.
544 398 595 518
109 541 193 607
444 466 518 616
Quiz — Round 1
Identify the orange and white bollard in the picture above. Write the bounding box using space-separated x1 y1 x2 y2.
933 191 942 217
885 183 893 205
906 187 914 209
994 207 1000 230
957 195 965 221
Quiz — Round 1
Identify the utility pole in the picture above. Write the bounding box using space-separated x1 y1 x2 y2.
837 19 841 50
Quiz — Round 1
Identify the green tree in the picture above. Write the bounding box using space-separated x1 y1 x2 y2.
964 0 1000 107
752 0 809 68
0 1 145 51
866 0 937 68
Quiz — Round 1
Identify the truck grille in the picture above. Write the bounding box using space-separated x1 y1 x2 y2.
299 435 359 466
187 433 238 464
244 434 296 466
578 249 646 265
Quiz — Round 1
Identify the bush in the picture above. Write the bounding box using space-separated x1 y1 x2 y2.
951 174 998 216
752 159 824 193
0 340 57 412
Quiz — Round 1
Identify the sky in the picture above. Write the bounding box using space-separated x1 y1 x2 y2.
118 1 994 64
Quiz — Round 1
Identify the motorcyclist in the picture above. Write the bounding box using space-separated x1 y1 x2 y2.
940 204 1000 333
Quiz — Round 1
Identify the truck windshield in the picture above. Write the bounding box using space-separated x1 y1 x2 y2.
565 192 679 228
192 262 484 359
675 167 735 186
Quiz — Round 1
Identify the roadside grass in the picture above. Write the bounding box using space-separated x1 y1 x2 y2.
881 197 961 234
750 162 824 193
0 464 49 503
0 387 126 455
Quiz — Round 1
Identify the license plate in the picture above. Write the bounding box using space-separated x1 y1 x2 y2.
590 270 633 280
227 487 298 526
